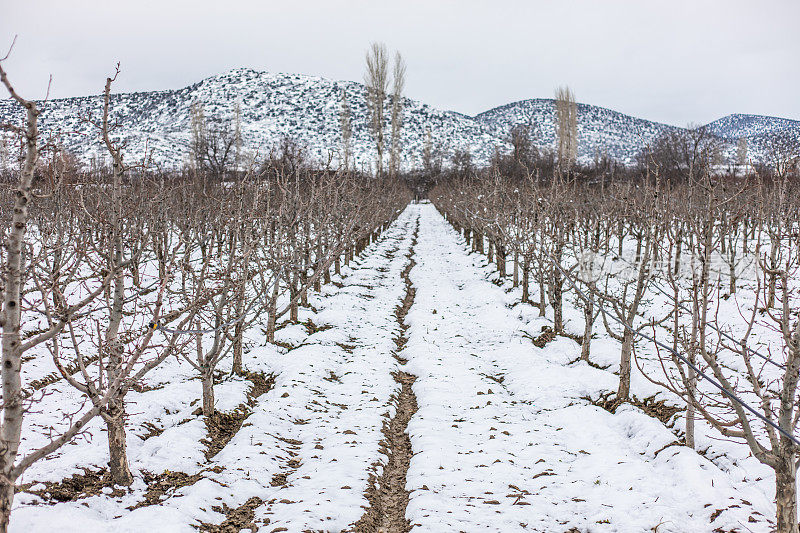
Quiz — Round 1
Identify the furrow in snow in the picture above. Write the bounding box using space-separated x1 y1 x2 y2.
354 217 420 533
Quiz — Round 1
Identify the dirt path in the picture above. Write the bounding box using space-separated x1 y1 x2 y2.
242 208 421 532
355 220 419 533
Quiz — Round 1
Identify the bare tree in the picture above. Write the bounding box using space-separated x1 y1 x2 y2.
364 42 389 178
0 50 114 531
190 100 240 178
597 185 660 401
0 48 46 532
54 67 201 485
555 85 578 168
339 87 352 170
652 199 800 533
180 201 249 416
422 126 433 174
737 137 748 166
389 52 406 178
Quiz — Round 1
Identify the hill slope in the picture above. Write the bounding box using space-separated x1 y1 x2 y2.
0 68 797 169
475 99 683 164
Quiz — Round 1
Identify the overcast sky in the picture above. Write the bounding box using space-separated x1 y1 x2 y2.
2 0 798 126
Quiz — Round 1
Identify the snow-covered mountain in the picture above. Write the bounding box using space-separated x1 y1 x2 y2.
704 114 800 162
475 99 683 164
0 68 501 170
0 68 797 169
705 113 800 139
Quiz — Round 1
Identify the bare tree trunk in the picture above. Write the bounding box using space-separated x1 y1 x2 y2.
104 397 133 485
0 483 12 533
552 274 563 334
581 298 594 361
767 239 779 308
742 218 749 255
300 283 308 307
290 270 299 323
321 237 331 285
266 294 278 344
0 66 41 531
635 233 642 263
521 257 530 303
232 321 243 375
617 330 633 400
202 371 215 417
776 457 798 533
550 242 564 333
231 284 245 374
538 267 547 317
513 249 519 287
685 366 696 449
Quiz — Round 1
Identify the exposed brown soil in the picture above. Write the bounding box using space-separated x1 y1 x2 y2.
583 358 612 371
130 466 223 510
20 459 226 510
271 340 296 351
302 318 333 335
18 468 121 504
24 356 162 398
355 369 418 533
197 496 264 532
268 435 303 488
588 392 684 427
203 371 275 461
337 342 357 354
323 370 342 383
530 325 557 348
130 374 273 511
23 354 101 397
567 355 612 371
204 408 250 460
139 421 164 441
354 220 419 533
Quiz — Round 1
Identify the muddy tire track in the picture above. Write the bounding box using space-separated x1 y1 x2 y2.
354 217 419 533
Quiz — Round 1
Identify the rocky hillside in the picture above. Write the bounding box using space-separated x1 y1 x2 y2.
475 99 683 164
0 68 797 169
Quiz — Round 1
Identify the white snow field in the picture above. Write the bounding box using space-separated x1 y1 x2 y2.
402 203 771 532
11 203 776 532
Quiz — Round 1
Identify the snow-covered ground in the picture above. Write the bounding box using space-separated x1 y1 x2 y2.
10 203 777 532
403 203 772 532
11 209 417 532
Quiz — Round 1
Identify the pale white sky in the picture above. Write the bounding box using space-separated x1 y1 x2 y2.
1 0 798 126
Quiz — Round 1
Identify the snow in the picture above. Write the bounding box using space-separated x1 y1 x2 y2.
401 203 772 532
7 202 781 532
10 205 417 532
1 68 794 170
